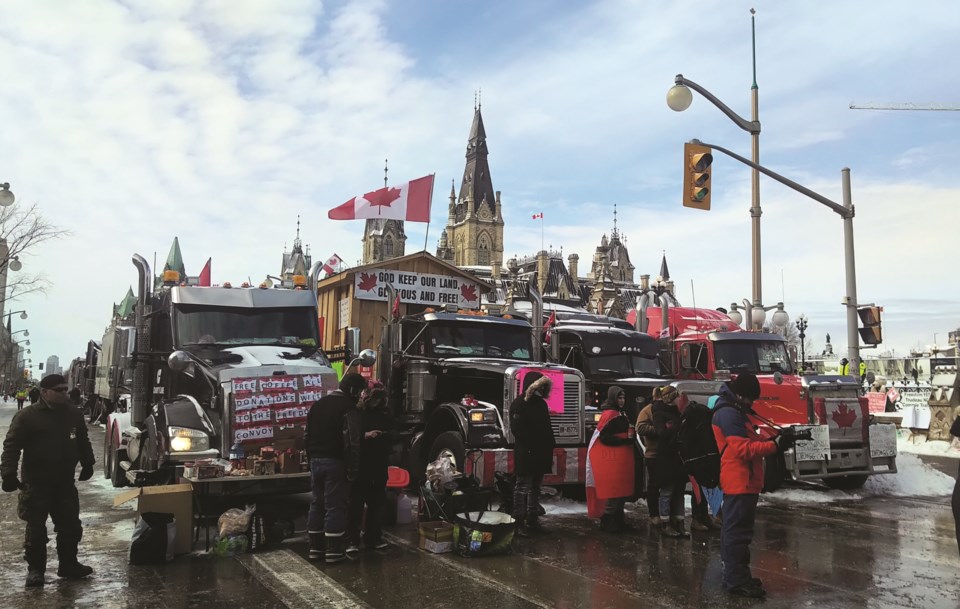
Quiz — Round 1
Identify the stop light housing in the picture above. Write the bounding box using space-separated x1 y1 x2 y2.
683 142 713 210
857 305 883 345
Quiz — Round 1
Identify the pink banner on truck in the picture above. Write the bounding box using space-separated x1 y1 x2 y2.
517 368 566 414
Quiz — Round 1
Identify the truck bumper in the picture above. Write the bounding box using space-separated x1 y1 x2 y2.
464 447 587 488
784 448 898 480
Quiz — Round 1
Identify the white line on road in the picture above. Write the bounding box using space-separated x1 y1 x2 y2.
238 549 372 609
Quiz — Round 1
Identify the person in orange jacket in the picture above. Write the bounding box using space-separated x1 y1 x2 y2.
586 386 637 533
711 371 779 599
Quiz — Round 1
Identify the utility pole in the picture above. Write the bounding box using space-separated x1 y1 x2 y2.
842 168 860 375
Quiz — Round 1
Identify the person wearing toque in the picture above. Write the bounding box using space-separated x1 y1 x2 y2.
1 373 96 587
710 370 778 599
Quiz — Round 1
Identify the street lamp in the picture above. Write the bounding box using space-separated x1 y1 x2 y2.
0 183 14 207
668 10 764 327
7 310 28 320
795 314 808 369
727 299 788 332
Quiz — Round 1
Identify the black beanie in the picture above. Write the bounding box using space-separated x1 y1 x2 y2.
338 372 367 397
40 374 67 389
730 371 761 400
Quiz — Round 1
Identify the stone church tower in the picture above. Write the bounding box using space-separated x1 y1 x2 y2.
361 161 407 264
436 104 504 268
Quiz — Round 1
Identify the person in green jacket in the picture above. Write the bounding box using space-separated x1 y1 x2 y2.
1 374 95 587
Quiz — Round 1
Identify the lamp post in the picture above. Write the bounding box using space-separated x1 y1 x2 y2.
727 299 788 333
795 314 808 370
0 183 15 207
668 10 763 327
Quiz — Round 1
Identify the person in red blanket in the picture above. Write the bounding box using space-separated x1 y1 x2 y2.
711 371 778 599
586 386 637 533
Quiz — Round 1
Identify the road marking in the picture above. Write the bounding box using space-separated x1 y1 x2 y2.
383 531 553 608
238 549 371 609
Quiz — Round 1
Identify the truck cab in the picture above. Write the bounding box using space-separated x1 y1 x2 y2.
378 306 587 488
105 256 338 490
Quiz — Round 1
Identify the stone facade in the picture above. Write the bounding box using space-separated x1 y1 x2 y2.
361 218 406 265
437 105 504 270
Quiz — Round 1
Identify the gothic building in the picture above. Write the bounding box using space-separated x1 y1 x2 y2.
436 104 504 268
281 219 312 281
361 217 406 265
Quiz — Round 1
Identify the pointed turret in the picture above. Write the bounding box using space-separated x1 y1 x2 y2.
116 287 137 320
659 253 671 282
163 237 187 278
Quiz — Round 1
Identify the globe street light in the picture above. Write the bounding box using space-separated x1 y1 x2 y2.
669 10 764 327
0 183 14 207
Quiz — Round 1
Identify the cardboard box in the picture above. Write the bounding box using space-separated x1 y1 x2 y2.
418 520 454 554
277 450 302 474
273 425 305 441
115 483 193 555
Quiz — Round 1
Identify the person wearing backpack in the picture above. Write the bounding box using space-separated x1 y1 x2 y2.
634 393 661 527
677 399 721 532
711 371 778 599
652 385 688 538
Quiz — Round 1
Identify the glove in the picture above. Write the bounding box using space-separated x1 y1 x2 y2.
78 464 94 481
2 476 20 492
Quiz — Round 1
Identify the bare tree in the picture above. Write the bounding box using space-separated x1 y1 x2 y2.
0 201 70 306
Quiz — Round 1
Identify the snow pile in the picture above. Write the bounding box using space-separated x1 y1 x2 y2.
896 435 960 459
541 496 588 515
762 453 955 505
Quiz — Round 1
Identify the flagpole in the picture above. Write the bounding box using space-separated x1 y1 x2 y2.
541 216 544 253
423 173 435 252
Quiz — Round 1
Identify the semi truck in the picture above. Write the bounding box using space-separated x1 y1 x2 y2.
629 300 898 490
103 255 339 491
376 284 588 488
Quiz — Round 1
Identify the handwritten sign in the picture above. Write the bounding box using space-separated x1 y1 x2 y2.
235 425 274 443
354 268 480 309
867 392 887 414
869 424 898 458
794 425 830 462
230 374 332 444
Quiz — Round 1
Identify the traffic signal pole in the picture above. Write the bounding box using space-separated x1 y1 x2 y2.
690 139 862 374
842 168 860 375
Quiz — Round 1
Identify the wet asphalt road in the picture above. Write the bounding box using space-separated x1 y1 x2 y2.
0 401 957 609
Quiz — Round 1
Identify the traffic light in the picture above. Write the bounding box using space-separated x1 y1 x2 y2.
857 305 883 345
683 142 713 210
39 362 43 371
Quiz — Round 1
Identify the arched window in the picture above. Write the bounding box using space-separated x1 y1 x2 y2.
384 235 394 258
478 241 490 266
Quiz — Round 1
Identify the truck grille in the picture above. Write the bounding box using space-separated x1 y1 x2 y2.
552 378 582 444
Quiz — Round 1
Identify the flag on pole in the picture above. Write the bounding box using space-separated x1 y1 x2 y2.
532 212 544 219
544 310 557 344
328 174 434 222
321 253 344 276
391 293 402 320
198 258 211 287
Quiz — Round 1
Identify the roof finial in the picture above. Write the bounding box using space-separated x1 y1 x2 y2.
478 87 482 109
384 158 388 187
612 204 618 237
474 90 477 111
296 214 301 241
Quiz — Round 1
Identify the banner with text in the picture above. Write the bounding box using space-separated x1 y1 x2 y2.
354 268 480 309
231 374 328 444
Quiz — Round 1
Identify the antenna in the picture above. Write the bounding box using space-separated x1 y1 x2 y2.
384 159 388 188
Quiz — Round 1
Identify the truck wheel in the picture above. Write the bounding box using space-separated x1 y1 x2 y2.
762 453 785 493
823 475 868 491
110 446 128 488
429 431 466 471
103 432 112 479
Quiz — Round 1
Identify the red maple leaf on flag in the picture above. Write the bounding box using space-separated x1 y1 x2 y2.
358 272 378 292
460 284 478 303
364 187 402 207
832 402 858 428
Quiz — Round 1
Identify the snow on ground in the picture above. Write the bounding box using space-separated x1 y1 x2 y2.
762 452 956 505
541 496 589 515
896 434 960 459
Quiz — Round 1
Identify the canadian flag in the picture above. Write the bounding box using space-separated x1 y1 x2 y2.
328 174 434 222
532 212 544 220
321 253 343 276
543 310 557 344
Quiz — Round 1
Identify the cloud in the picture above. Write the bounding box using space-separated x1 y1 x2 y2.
0 0 956 369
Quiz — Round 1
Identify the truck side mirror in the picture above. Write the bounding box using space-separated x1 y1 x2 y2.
167 350 195 377
356 349 377 368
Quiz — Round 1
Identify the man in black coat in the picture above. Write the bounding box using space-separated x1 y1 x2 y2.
305 372 366 564
509 372 555 536
1 374 95 587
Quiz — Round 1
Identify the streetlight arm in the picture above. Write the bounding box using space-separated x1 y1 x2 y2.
692 139 851 218
675 75 761 135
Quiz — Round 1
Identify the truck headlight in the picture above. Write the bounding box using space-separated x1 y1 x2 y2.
468 409 496 424
168 427 210 452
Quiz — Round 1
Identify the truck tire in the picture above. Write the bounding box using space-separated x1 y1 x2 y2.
103 432 112 479
110 446 128 488
762 453 785 493
823 474 868 491
428 431 466 472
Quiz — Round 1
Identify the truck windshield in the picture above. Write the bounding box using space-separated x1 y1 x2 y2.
429 324 532 360
175 305 319 347
714 340 794 374
586 353 660 377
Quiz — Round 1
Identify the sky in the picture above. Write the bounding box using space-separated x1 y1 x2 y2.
1 0 958 374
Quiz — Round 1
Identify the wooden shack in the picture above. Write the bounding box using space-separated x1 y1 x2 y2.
316 251 490 372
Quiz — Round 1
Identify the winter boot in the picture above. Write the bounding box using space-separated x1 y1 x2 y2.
57 562 93 579
648 515 663 528
25 570 44 587
325 533 347 564
308 532 326 561
690 519 710 532
669 517 690 538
